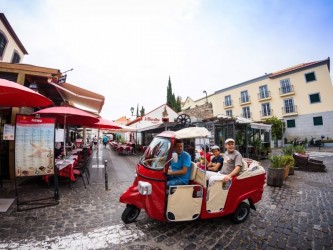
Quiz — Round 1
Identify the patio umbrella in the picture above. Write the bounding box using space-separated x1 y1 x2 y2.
33 106 99 156
0 78 53 107
83 118 122 130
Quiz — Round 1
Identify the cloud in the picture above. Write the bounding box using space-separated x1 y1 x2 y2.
1 0 332 120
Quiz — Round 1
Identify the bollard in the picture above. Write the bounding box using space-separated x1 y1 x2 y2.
104 160 109 190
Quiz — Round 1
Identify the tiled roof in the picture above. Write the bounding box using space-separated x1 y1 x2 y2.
269 58 330 78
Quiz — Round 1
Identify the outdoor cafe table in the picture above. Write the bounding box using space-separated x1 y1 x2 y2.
55 158 77 182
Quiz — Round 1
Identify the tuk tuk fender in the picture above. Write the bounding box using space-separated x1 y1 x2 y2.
119 178 145 209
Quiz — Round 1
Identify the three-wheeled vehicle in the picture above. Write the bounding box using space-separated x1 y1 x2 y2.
119 127 266 224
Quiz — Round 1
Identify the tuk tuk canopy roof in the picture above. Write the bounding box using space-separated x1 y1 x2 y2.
174 127 211 139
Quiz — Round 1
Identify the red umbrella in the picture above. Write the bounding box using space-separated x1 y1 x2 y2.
83 118 122 129
0 78 53 107
33 106 99 156
33 106 99 126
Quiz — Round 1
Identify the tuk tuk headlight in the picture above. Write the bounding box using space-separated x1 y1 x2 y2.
138 181 152 195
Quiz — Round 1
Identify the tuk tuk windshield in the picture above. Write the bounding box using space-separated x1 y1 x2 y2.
141 137 171 170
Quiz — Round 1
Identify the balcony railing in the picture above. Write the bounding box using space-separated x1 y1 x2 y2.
239 96 251 105
258 91 271 101
223 100 233 108
260 109 273 117
279 85 295 95
282 105 298 115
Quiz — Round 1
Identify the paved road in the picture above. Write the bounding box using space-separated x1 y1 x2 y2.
0 144 332 249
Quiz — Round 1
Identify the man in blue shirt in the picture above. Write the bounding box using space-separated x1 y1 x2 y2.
167 139 192 187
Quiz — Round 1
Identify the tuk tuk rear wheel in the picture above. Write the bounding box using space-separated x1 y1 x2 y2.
231 202 250 224
122 205 141 224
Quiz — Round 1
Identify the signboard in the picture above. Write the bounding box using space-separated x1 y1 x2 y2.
55 128 64 142
3 124 15 140
15 115 55 177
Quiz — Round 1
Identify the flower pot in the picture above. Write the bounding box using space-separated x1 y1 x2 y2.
267 167 284 187
283 165 290 180
288 167 294 175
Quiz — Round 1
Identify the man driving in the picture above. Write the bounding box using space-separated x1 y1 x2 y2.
167 139 192 187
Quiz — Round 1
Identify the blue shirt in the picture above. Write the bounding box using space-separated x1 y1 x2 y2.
170 151 192 184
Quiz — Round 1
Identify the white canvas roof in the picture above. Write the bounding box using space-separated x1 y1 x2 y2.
174 127 211 139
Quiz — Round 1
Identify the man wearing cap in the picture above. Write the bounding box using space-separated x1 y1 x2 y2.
167 139 192 187
207 145 223 172
206 138 243 182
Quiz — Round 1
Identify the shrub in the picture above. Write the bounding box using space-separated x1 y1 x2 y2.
282 145 295 156
281 155 295 168
294 145 305 154
269 154 283 168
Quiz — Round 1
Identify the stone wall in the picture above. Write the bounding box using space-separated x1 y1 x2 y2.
181 102 214 120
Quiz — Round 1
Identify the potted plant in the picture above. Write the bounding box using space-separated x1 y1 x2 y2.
282 145 295 176
281 155 295 179
251 137 261 161
267 154 285 187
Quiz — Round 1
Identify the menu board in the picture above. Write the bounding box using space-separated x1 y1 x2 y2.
15 115 55 177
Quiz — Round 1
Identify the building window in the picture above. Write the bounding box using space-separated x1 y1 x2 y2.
224 95 232 106
305 72 316 83
242 106 251 119
284 98 294 113
0 32 8 58
11 51 21 63
309 93 321 104
313 116 323 126
226 110 232 117
240 90 249 103
259 85 269 99
287 119 296 128
261 103 271 117
280 79 292 94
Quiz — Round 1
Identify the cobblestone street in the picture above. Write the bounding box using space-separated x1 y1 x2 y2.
0 145 332 249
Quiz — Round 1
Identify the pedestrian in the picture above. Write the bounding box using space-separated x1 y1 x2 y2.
93 135 98 148
102 135 108 148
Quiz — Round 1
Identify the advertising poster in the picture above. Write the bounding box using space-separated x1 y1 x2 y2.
15 115 55 177
3 124 15 140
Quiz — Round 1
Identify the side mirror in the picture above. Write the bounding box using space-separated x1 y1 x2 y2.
171 152 178 163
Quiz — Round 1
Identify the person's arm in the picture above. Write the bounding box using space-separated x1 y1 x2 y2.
168 166 188 175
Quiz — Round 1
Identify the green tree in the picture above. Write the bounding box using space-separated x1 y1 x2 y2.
265 116 283 140
166 76 178 111
140 106 145 116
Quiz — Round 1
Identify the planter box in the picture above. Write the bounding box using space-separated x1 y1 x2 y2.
267 167 284 187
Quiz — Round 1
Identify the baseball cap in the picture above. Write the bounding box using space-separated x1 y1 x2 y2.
225 138 235 144
211 145 220 151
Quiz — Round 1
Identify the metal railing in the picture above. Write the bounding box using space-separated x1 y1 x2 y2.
260 109 273 117
282 105 297 114
279 85 294 95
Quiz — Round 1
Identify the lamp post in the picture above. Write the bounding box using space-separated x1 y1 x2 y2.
203 90 208 103
130 107 134 116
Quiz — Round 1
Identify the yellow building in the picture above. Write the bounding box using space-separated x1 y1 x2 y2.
182 58 333 141
0 13 28 63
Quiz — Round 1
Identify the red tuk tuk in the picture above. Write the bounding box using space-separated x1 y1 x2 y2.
119 127 266 224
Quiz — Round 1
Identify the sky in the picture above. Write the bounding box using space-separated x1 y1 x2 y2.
1 0 333 121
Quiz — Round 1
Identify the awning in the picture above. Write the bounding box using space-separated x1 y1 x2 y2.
250 123 272 131
48 81 105 114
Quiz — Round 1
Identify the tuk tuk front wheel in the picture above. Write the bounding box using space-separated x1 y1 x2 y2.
231 202 250 224
122 205 141 224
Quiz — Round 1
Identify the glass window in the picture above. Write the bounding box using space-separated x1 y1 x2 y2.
0 32 8 58
309 93 320 104
242 106 251 118
313 116 323 126
305 72 316 82
140 137 171 170
261 103 271 116
280 79 292 94
225 95 232 106
287 119 296 128
259 85 269 99
11 51 20 63
240 91 249 103
226 110 232 117
284 98 294 113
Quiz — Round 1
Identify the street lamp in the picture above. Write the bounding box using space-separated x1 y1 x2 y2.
130 107 134 116
203 90 208 103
